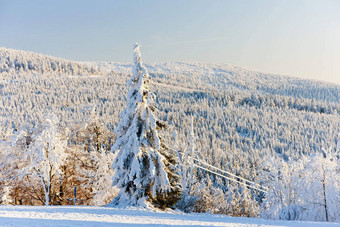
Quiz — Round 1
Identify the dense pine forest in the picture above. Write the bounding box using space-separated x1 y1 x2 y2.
0 48 339 221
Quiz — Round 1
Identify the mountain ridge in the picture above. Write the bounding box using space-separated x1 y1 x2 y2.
2 47 340 88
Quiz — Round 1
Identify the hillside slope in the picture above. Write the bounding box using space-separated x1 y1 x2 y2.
0 48 339 189
0 48 98 75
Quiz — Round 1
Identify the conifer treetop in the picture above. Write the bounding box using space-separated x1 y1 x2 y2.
112 42 155 150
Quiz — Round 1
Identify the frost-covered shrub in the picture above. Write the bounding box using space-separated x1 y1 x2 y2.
261 151 340 222
278 204 304 220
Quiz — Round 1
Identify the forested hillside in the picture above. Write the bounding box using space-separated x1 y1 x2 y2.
0 47 98 75
0 48 339 220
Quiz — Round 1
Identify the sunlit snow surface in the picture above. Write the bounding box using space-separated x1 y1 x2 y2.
0 206 337 226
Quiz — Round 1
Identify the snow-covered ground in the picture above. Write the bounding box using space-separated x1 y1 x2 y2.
0 206 337 227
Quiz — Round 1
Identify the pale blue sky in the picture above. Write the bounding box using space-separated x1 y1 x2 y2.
0 0 339 84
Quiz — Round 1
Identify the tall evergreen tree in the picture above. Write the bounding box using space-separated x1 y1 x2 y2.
110 43 180 208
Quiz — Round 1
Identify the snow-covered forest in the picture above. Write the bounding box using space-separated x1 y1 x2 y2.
0 47 339 222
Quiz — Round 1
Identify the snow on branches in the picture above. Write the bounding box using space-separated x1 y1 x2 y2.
110 43 180 208
21 114 67 205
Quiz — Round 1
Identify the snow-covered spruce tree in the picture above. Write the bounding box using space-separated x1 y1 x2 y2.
110 43 181 209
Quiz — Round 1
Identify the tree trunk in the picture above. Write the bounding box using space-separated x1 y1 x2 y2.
322 165 328 222
45 187 49 206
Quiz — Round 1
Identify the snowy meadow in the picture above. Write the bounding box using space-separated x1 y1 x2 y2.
0 205 338 227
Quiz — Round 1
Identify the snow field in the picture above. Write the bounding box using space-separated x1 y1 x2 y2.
0 206 338 227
